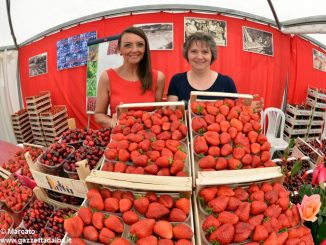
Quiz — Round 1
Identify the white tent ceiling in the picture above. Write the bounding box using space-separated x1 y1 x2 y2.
1 0 326 49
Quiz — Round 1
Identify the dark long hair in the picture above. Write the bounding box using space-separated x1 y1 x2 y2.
118 27 152 93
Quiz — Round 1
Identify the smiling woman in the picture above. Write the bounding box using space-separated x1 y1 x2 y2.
94 27 165 128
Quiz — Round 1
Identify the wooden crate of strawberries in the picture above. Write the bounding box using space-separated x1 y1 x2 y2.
188 91 281 184
61 179 194 244
193 177 314 245
97 101 192 190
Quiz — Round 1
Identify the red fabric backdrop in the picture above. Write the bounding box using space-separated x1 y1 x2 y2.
18 12 326 129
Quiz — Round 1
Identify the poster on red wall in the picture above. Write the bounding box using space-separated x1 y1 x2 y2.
313 48 326 72
29 52 48 77
57 31 97 70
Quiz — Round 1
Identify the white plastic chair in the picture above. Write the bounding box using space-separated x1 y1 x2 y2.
263 107 289 158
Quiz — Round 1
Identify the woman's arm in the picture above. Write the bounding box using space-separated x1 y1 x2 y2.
94 71 115 128
155 71 165 102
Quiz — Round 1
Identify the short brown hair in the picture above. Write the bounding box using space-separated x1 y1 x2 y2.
183 32 217 64
118 27 152 93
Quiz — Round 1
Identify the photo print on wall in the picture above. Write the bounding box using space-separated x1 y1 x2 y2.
184 17 227 46
313 48 326 72
243 26 274 56
29 52 48 77
57 31 97 70
134 23 174 50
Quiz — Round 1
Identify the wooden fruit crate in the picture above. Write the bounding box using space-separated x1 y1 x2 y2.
40 105 67 124
43 121 68 138
26 91 51 105
286 103 311 116
292 137 324 165
307 87 326 100
12 117 30 129
11 109 28 121
285 112 310 126
98 101 193 189
193 176 285 245
27 102 52 117
284 122 308 135
306 97 326 109
26 152 90 198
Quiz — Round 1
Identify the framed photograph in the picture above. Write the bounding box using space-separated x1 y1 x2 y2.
29 52 48 77
243 26 274 56
134 23 173 50
313 48 326 72
184 17 227 46
57 31 97 70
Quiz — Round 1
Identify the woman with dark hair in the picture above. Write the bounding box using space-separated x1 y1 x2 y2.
95 27 165 128
167 32 263 111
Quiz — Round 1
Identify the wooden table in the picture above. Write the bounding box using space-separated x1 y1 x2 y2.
0 140 21 163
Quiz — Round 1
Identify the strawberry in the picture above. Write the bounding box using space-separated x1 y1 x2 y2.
151 140 165 151
249 214 264 227
166 140 180 153
278 197 290 211
92 212 104 230
217 186 235 196
227 158 242 170
291 205 300 226
250 120 261 131
230 118 243 132
248 183 260 193
227 109 239 120
207 105 218 115
220 120 231 132
104 214 124 233
203 131 220 146
146 202 170 219
261 151 271 162
251 201 268 215
252 225 268 241
199 155 216 169
158 194 174 209
154 220 173 239
122 210 139 225
157 130 172 140
235 202 251 222
215 113 226 123
130 219 155 239
250 143 261 154
173 223 193 240
261 141 271 151
119 198 133 212
251 155 261 168
69 238 87 245
278 214 290 229
83 225 98 242
133 155 149 167
157 168 171 176
175 239 192 245
169 208 187 222
208 196 230 213
228 126 238 139
261 182 273 192
161 148 174 158
100 188 112 199
248 131 258 143
136 235 158 245
64 216 84 238
209 223 234 244
174 150 187 161
226 197 241 211
277 231 288 245
250 190 265 201
104 197 119 212
191 102 206 115
207 146 220 157
215 157 227 170
110 238 131 245
147 151 161 162
202 215 221 233
134 197 149 214
241 154 252 165
264 232 277 245
204 114 216 125
220 132 231 144
264 204 282 218
175 198 190 215
114 161 127 173
118 149 130 162
219 105 230 116
243 122 253 133
284 238 300 244
257 134 267 144
144 164 159 175
156 156 172 168
218 211 239 224
233 222 254 242
78 207 92 225
207 123 220 132
87 188 100 199
145 191 158 202
192 117 207 133
194 136 208 154
89 193 104 211
234 187 249 201
102 161 114 171
199 187 218 203
264 190 278 204
220 144 233 156
158 239 174 245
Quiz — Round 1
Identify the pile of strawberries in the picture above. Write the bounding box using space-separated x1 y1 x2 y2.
64 187 194 244
1 146 43 179
0 210 13 238
190 99 276 170
199 182 314 244
103 108 189 176
0 178 33 212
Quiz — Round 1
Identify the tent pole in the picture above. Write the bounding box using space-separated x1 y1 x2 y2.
6 0 23 109
267 0 282 30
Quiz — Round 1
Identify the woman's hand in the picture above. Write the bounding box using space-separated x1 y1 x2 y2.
110 113 118 128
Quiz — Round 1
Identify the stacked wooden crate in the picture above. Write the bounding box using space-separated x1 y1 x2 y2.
26 91 52 146
306 87 326 140
40 105 68 145
11 109 33 143
283 103 311 142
